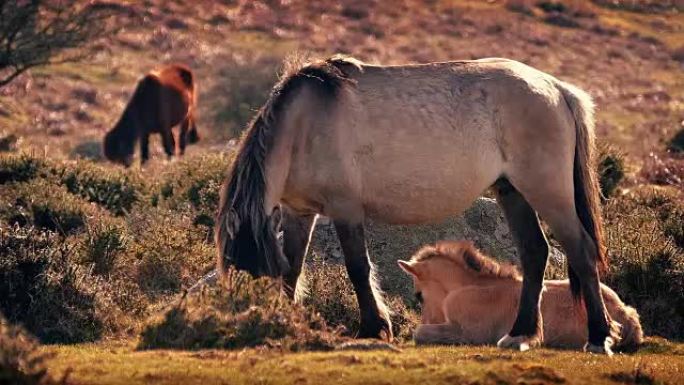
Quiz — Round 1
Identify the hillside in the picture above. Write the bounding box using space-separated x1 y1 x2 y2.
1 1 683 385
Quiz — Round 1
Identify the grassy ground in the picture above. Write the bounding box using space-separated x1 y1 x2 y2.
43 339 684 385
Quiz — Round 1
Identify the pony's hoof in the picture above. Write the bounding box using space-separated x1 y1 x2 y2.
497 334 541 352
358 318 393 342
584 337 615 356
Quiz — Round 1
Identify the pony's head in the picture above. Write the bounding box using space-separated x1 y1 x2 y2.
216 198 289 278
103 128 135 167
398 241 521 324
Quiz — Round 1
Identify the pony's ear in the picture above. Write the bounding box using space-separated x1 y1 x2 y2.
397 260 421 278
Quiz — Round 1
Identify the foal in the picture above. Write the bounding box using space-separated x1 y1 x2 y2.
399 241 643 350
103 64 199 166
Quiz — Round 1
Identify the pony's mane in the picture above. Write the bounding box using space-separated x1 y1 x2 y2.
412 240 521 281
216 55 362 277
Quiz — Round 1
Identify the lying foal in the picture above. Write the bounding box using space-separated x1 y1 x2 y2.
398 241 643 350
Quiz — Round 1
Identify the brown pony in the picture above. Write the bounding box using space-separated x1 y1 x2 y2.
103 64 199 166
398 241 643 350
216 56 618 353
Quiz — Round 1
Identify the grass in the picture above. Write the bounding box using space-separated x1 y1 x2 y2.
41 340 684 385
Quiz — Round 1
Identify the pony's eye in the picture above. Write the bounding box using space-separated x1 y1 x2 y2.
415 292 423 303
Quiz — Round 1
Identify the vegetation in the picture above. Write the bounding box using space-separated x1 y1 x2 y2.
0 314 62 385
0 0 115 87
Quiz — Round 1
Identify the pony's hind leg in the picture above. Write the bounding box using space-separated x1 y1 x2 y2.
334 220 392 341
493 178 549 351
280 207 317 300
161 128 176 159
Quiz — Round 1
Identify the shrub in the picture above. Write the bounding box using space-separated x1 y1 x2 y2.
55 160 142 215
1 180 94 234
641 153 683 190
78 221 128 275
598 143 626 200
603 187 684 340
138 268 345 351
0 226 105 343
0 314 61 385
0 153 46 185
125 209 215 296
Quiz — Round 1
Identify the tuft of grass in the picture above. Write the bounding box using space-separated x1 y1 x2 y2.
0 153 46 185
0 314 62 385
598 143 626 200
138 268 345 351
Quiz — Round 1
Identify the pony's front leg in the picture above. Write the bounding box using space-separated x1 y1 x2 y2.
140 133 150 166
334 220 392 341
280 208 317 300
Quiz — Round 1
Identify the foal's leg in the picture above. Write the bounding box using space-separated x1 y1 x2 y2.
280 208 317 300
334 220 392 340
493 178 549 351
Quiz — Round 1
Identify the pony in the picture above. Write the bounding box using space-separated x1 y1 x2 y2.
215 55 619 353
398 241 643 350
103 64 199 166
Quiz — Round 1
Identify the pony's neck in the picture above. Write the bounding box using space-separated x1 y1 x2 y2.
112 103 141 144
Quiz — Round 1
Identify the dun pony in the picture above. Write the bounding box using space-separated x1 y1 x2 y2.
399 241 643 350
103 64 199 166
215 55 617 353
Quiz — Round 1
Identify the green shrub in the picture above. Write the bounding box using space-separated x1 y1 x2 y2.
78 222 128 276
604 187 684 340
0 153 46 185
55 161 142 215
598 143 626 200
0 314 61 385
138 268 345 351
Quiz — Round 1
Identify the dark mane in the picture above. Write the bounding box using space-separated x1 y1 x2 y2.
216 56 361 277
412 240 522 281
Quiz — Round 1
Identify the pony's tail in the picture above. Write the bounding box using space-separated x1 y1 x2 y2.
556 80 606 300
414 324 465 346
601 286 644 348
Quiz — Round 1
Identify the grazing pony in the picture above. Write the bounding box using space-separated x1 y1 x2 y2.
103 64 199 166
398 241 643 350
215 55 619 353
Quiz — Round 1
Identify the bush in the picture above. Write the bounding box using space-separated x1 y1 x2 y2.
55 160 142 215
125 209 215 296
604 187 684 340
138 268 345 351
78 221 128 275
0 153 46 185
0 226 106 343
155 153 231 238
1 180 94 234
0 314 61 385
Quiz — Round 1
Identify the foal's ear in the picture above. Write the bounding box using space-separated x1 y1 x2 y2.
397 260 420 278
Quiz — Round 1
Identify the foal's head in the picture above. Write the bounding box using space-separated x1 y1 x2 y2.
398 241 521 323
